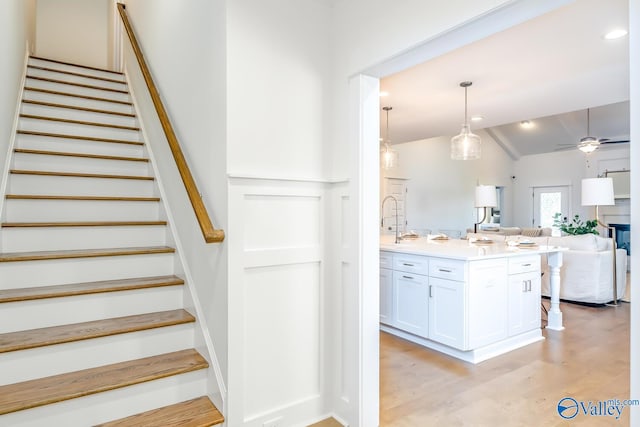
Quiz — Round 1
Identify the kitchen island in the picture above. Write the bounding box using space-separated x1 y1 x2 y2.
379 235 565 363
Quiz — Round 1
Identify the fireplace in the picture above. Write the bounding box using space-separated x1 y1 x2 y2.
609 223 631 255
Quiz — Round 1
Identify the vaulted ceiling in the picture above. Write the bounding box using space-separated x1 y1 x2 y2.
379 0 630 158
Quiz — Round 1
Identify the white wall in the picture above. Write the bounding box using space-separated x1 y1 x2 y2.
226 0 331 179
512 146 631 228
386 131 515 235
35 0 110 69
0 0 35 188
121 0 228 394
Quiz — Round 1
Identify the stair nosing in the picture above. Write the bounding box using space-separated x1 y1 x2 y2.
27 65 127 85
0 275 184 303
19 114 140 131
5 195 160 202
10 169 154 180
30 56 124 76
22 100 136 118
14 148 149 163
2 221 167 228
17 130 143 145
93 396 224 427
26 75 129 94
0 349 208 415
0 309 195 354
24 87 133 106
0 246 175 263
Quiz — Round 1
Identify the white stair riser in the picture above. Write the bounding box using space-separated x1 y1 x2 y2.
27 67 128 91
25 78 131 104
0 286 183 333
0 323 195 385
0 253 175 289
1 226 167 252
4 199 161 222
21 102 138 128
28 58 126 82
13 152 150 176
16 134 145 158
9 174 156 197
18 117 141 142
0 370 207 427
23 90 134 115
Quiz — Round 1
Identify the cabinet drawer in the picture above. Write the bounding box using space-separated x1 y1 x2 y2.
380 251 393 269
508 256 540 275
429 258 466 281
393 253 429 275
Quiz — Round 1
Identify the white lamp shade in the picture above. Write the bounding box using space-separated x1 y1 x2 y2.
475 185 497 207
581 178 615 206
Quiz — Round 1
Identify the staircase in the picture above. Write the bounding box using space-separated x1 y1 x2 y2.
0 57 224 426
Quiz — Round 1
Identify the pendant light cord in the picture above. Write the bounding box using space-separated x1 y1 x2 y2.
464 86 468 124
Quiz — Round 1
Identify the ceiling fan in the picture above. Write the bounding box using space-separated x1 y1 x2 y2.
556 108 630 153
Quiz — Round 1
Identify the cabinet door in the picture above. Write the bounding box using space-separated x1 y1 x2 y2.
393 272 429 338
380 268 393 325
468 260 508 349
429 277 465 349
508 272 541 336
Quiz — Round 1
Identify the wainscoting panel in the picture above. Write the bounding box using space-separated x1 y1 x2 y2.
243 262 321 419
228 178 329 426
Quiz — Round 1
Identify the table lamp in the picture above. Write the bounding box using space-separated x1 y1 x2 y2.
581 177 618 305
474 185 497 233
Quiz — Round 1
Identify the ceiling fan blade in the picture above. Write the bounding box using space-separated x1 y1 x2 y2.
601 139 630 144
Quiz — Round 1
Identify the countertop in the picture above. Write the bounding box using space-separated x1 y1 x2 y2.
380 235 566 261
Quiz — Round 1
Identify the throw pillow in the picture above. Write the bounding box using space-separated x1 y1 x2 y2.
521 228 542 237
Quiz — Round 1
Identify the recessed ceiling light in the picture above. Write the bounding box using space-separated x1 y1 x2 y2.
471 115 483 122
520 120 534 129
604 29 628 40
379 91 390 97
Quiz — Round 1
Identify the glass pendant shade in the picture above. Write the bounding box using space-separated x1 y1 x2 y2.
451 81 481 160
381 106 398 169
381 143 398 169
451 124 481 160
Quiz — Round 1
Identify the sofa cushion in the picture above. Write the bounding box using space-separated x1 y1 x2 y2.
521 228 542 237
548 234 598 251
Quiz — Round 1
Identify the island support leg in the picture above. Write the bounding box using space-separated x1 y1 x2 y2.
547 251 564 331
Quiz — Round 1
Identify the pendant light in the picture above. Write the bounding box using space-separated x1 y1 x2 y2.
381 106 398 169
578 108 600 154
451 81 481 160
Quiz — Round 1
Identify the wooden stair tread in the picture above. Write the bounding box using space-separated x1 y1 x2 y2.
2 221 167 228
17 130 143 145
22 100 136 117
10 169 154 180
14 148 148 162
0 275 184 303
0 246 175 263
27 65 127 85
27 75 129 94
30 56 124 76
95 396 224 427
0 349 208 415
5 195 160 202
24 87 133 106
20 114 140 131
0 309 195 353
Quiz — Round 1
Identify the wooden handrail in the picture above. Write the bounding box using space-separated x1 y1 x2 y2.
117 3 224 243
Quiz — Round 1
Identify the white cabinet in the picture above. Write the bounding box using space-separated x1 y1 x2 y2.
379 267 393 325
428 277 464 349
508 272 541 336
467 259 508 349
393 272 429 338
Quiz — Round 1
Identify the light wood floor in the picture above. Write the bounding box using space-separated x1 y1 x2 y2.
380 301 631 426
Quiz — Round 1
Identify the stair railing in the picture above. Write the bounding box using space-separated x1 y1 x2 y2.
116 3 224 243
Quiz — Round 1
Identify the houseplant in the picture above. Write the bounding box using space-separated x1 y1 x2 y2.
552 213 599 235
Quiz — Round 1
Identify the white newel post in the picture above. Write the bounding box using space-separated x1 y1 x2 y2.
546 251 564 331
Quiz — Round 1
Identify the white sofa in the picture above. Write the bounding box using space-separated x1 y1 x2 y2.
467 233 627 304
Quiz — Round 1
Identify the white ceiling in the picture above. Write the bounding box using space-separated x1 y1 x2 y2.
379 0 630 157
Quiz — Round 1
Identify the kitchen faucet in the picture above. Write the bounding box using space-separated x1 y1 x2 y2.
381 195 400 244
